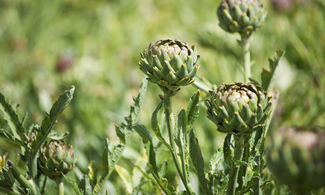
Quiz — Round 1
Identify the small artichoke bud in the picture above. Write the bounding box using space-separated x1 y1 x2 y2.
38 140 76 180
206 82 272 134
217 0 267 36
139 39 200 95
267 127 325 193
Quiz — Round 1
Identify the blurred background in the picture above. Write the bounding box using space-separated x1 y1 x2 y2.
0 0 325 193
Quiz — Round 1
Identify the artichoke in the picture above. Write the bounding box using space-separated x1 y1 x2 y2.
139 39 200 95
38 140 76 180
206 82 272 134
217 0 267 36
267 127 325 193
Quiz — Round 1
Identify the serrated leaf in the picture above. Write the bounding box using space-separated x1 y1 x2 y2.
103 139 124 178
175 109 189 185
151 101 170 148
0 93 24 141
133 124 158 173
133 124 151 143
189 129 209 194
123 77 148 130
118 77 148 144
261 50 285 90
31 86 74 157
186 91 200 126
115 165 132 194
223 134 232 167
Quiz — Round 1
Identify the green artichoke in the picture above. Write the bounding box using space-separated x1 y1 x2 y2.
38 140 76 180
139 39 200 95
206 82 272 134
217 0 267 36
267 127 325 193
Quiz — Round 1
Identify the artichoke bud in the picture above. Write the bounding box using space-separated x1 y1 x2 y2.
38 140 76 181
206 82 272 134
139 39 200 95
217 0 267 36
267 127 325 193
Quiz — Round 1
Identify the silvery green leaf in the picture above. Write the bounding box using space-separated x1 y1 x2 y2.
187 91 200 126
123 77 148 130
189 129 209 194
0 93 25 141
31 86 74 157
151 101 169 148
223 134 232 167
103 139 124 178
261 50 285 90
134 124 152 143
133 124 158 173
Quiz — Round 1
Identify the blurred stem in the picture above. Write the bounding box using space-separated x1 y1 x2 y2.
239 35 251 83
57 180 64 195
227 135 245 195
163 93 193 195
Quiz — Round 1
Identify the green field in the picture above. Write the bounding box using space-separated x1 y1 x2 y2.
0 0 325 194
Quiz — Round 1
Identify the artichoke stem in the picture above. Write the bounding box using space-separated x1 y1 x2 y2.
240 35 251 83
227 135 245 195
163 93 192 194
57 180 64 195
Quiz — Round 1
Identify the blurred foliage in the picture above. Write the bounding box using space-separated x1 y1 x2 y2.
0 0 325 194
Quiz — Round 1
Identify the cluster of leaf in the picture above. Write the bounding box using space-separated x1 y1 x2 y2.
0 87 74 194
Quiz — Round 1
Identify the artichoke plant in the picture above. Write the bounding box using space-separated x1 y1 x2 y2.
38 140 76 181
267 127 325 193
139 39 200 95
206 82 272 134
217 0 267 36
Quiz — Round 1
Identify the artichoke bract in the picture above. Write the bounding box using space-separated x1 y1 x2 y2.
217 0 266 36
267 127 325 193
38 140 76 181
206 82 272 134
139 39 200 95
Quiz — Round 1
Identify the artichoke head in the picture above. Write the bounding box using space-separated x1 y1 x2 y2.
206 82 272 134
217 0 267 36
38 140 76 180
267 127 325 193
139 39 200 95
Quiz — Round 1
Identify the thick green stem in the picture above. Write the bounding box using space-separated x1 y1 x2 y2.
227 135 245 195
163 93 192 194
57 180 64 195
240 35 251 83
28 154 37 179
